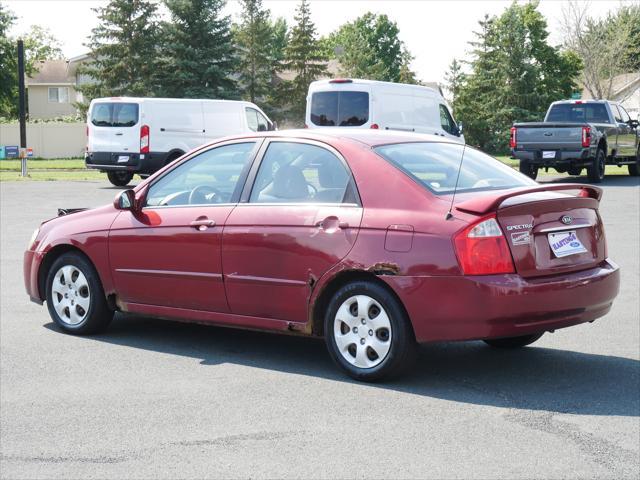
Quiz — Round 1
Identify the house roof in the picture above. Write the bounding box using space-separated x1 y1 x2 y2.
581 72 640 100
27 59 74 85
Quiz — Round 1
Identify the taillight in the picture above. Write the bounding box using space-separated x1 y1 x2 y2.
370 123 379 129
454 215 515 275
581 126 591 148
140 124 150 154
510 127 517 148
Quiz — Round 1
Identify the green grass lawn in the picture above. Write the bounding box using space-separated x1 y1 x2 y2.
0 158 85 171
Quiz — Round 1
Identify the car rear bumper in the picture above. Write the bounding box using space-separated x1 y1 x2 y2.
24 249 45 304
383 259 620 343
85 151 168 174
512 147 595 165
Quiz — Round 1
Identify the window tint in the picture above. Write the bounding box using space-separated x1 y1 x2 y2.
546 103 610 123
250 142 354 204
439 104 457 135
310 91 369 126
374 142 535 194
145 142 256 207
90 103 139 127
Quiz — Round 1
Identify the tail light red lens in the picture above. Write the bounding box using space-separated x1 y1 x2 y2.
581 126 591 148
454 215 515 275
370 123 379 129
140 124 150 154
510 127 517 148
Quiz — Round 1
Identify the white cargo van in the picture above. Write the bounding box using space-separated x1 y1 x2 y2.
306 79 464 143
86 97 274 186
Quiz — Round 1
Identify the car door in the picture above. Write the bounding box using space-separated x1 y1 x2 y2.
108 140 260 311
222 139 363 323
615 105 636 157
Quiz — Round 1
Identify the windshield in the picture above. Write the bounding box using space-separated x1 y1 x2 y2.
546 103 609 123
374 142 536 194
90 103 139 127
310 91 369 126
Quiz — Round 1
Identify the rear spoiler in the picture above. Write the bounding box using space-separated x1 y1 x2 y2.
455 184 602 215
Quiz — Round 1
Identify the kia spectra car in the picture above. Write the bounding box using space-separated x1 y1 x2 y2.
24 130 620 381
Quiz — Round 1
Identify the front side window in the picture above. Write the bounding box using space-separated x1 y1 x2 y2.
618 105 631 123
374 142 535 194
245 108 258 131
439 104 457 135
48 87 69 103
90 103 139 127
250 142 354 204
310 91 369 127
145 142 256 207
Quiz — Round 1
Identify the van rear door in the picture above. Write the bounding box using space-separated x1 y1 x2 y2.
88 101 140 155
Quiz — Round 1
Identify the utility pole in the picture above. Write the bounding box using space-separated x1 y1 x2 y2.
17 39 27 177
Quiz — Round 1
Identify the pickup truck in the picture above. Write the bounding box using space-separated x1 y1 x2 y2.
510 100 639 182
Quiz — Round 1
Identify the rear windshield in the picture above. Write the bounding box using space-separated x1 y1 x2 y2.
90 103 139 127
546 103 609 123
310 91 369 127
374 142 535 194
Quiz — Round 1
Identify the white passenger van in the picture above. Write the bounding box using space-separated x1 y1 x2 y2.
86 97 274 186
306 79 464 143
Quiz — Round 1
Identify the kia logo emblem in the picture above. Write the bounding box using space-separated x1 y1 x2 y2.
561 215 573 225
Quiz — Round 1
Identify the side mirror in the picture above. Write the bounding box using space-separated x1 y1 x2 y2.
271 121 278 131
457 122 464 135
114 189 136 210
629 119 639 129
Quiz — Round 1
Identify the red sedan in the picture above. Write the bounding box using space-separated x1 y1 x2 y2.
24 130 620 381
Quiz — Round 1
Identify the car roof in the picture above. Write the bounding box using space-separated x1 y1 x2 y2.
241 128 459 148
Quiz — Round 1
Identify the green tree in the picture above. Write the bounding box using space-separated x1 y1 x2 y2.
444 58 465 107
159 0 237 99
324 12 417 83
281 0 326 124
0 2 17 118
268 17 288 76
22 26 63 74
454 2 581 153
234 0 273 103
78 0 160 105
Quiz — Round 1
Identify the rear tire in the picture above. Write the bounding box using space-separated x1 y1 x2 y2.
483 333 543 348
586 148 605 183
519 161 538 180
107 171 134 187
324 281 417 382
45 252 113 335
628 147 640 176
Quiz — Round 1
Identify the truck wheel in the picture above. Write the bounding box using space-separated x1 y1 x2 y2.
107 171 134 187
629 147 640 176
568 166 582 176
519 161 538 180
586 148 605 183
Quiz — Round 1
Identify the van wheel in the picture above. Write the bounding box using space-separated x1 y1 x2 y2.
483 333 543 348
587 149 606 183
107 171 134 187
629 147 640 176
519 161 538 180
568 166 582 176
324 281 417 382
46 252 113 335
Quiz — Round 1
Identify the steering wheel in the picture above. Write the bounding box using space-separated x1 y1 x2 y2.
188 185 223 205
306 182 318 197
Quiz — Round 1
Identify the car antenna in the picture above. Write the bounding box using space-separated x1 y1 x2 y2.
445 143 467 220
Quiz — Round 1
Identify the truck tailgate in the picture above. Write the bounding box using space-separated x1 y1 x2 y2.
513 122 585 149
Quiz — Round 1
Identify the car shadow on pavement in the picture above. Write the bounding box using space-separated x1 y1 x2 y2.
44 314 639 418
539 175 640 188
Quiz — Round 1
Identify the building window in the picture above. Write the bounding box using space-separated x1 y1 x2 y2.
48 87 69 103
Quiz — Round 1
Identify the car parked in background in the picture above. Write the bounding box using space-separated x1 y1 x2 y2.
85 97 274 186
26 130 619 381
511 100 639 182
306 79 464 143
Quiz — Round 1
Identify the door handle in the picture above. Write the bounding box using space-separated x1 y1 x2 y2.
115 133 123 136
315 216 348 230
190 219 216 231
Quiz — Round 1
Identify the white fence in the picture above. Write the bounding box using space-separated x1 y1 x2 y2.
0 123 86 159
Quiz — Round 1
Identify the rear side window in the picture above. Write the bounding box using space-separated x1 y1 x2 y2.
90 103 139 127
374 142 535 194
310 91 369 127
546 103 609 123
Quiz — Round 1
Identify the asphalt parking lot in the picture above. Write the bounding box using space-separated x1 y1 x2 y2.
1 176 639 479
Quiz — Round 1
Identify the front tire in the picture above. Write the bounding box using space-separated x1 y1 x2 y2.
483 332 543 348
587 148 606 183
107 171 134 187
629 147 640 176
324 281 417 382
46 252 113 335
519 161 538 180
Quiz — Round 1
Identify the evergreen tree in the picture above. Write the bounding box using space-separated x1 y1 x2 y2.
268 17 288 77
78 0 160 104
444 59 465 106
0 2 17 118
234 0 273 103
159 0 237 99
281 0 326 123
